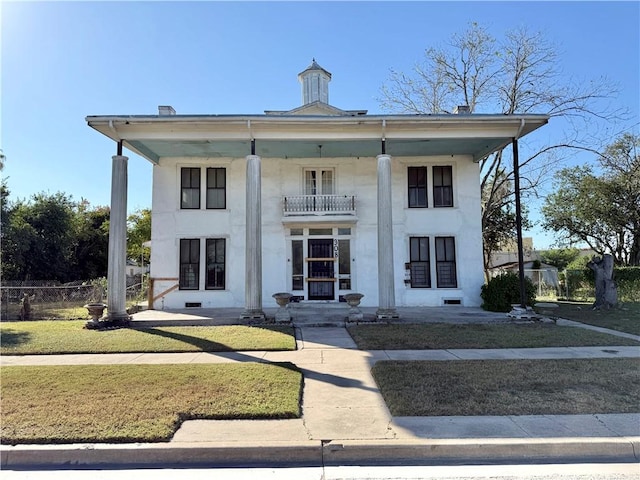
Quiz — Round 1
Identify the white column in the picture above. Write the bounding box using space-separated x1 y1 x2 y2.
241 154 265 320
106 155 130 323
376 154 398 319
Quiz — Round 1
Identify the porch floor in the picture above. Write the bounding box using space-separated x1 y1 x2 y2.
130 305 511 327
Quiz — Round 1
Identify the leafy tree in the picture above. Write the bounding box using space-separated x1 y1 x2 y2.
72 201 110 280
127 208 151 266
542 133 640 266
379 22 622 275
1 188 111 281
3 192 77 281
539 248 580 271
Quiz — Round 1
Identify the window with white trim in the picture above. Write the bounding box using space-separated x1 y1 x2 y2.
206 168 226 209
180 168 201 209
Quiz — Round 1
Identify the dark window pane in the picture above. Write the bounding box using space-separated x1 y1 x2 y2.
408 167 428 208
409 237 430 287
179 239 199 290
181 168 200 209
435 236 457 287
309 228 332 236
292 240 303 291
433 166 453 207
206 168 226 209
206 238 225 289
292 241 303 275
338 240 350 275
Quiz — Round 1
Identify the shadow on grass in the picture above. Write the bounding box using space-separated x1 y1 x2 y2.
0 330 31 347
131 327 233 352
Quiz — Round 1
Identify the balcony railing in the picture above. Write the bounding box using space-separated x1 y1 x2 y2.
283 195 356 216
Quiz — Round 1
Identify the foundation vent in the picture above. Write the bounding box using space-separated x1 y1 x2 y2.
443 298 462 305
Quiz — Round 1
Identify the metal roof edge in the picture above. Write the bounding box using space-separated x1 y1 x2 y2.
86 113 550 124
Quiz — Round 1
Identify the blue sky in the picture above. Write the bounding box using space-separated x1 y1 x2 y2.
2 1 638 249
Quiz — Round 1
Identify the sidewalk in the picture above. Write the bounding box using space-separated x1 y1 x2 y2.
2 325 639 468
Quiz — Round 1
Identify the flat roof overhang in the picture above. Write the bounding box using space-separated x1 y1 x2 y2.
86 113 549 164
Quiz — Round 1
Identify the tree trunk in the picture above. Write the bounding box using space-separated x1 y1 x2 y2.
587 254 617 309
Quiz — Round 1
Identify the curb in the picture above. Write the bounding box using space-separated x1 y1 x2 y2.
322 437 640 465
3 437 638 468
1 441 322 469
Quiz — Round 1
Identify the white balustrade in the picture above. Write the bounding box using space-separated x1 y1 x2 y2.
283 195 356 216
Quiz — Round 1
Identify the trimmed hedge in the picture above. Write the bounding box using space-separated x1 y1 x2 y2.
481 273 537 312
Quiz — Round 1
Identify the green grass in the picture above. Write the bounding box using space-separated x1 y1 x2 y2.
373 358 640 416
1 363 302 444
0 321 296 355
554 301 640 336
348 323 639 350
4 305 87 321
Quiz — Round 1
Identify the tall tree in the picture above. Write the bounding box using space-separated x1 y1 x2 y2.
1 188 111 281
542 133 640 266
3 192 77 281
127 208 151 266
72 201 110 280
379 22 622 274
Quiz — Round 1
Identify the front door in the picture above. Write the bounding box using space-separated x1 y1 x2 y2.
307 239 335 300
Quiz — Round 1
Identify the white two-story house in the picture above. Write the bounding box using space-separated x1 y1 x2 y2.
87 61 548 321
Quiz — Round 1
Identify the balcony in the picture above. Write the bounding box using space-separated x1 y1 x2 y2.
283 195 356 217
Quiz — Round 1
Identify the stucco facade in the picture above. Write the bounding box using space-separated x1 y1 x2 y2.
149 152 485 309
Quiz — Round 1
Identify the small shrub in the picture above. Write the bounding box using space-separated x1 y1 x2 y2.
481 273 537 312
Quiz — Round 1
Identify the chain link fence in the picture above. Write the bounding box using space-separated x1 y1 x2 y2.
562 269 640 303
524 269 561 300
1 279 147 321
561 269 595 302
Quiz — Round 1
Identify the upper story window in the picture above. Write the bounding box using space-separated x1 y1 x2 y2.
206 168 226 209
433 166 453 207
305 169 334 195
181 168 201 209
408 166 428 208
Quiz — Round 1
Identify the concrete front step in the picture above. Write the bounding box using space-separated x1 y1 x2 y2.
289 302 350 326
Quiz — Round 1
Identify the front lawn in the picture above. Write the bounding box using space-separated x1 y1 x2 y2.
554 301 640 336
0 321 296 355
373 358 640 416
348 323 639 350
1 363 302 444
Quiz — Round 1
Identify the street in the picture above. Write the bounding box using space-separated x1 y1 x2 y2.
3 463 638 479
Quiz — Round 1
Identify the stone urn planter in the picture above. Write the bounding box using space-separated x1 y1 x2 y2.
272 292 292 323
344 293 364 322
84 303 107 329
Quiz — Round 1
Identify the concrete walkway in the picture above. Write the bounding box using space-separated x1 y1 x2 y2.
2 324 639 468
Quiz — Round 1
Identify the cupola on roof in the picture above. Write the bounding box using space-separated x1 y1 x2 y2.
298 58 331 105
